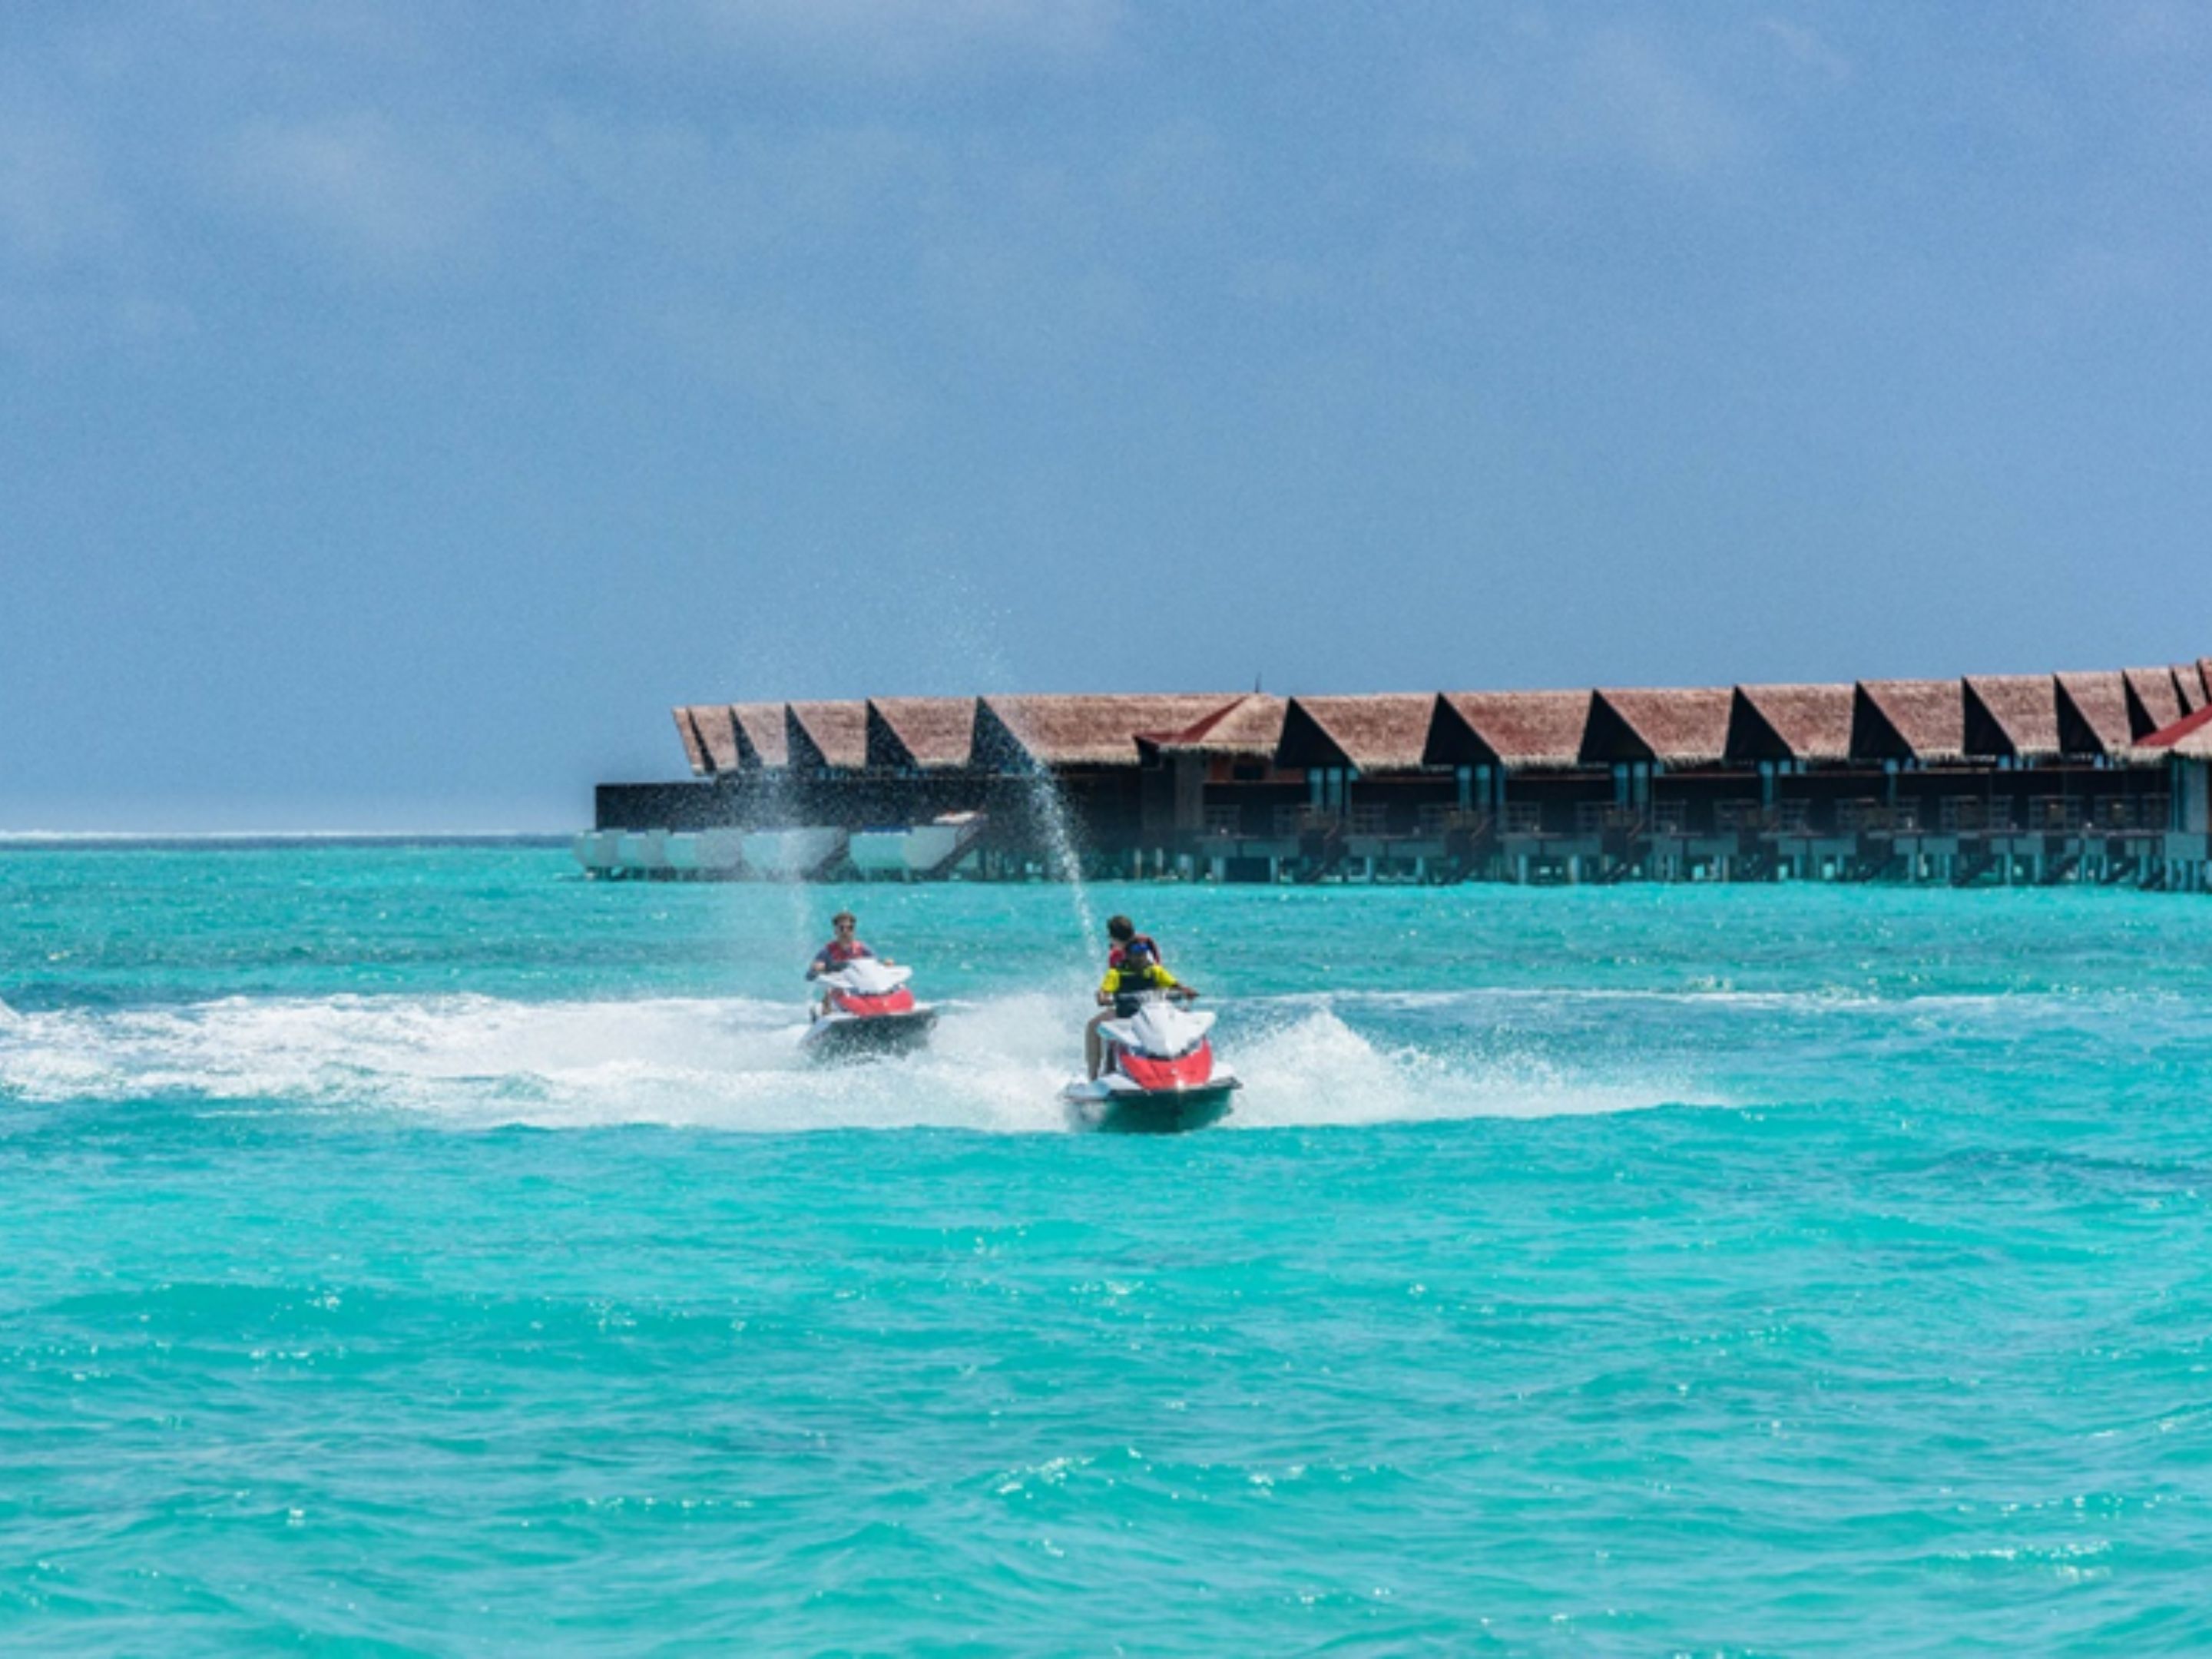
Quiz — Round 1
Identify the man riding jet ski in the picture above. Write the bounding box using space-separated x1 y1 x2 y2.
1062 939 1240 1132
802 911 936 1060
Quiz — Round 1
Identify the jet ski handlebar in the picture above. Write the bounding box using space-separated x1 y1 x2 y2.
1112 986 1199 1016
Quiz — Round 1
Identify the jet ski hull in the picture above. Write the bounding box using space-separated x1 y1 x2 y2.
1061 1077 1240 1134
802 1007 938 1062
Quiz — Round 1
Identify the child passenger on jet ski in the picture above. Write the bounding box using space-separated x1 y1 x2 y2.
1104 915 1161 972
1086 939 1196 1078
806 912 894 1018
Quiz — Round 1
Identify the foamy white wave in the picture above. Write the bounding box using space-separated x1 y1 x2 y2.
1293 985 2173 1014
0 992 1701 1134
1224 1007 1700 1128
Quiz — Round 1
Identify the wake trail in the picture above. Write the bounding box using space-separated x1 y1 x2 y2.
0 991 1714 1134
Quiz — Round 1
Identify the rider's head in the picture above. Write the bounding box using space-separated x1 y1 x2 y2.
1121 938 1155 968
832 911 856 934
1107 916 1135 943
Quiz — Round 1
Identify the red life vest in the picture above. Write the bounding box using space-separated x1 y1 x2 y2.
814 939 873 971
1107 934 1160 970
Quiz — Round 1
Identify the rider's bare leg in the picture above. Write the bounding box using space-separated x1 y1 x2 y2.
1084 1010 1107 1079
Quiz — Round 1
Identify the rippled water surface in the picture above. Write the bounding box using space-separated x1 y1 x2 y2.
4 845 2210 1654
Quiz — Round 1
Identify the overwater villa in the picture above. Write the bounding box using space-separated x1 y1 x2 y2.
585 659 2212 889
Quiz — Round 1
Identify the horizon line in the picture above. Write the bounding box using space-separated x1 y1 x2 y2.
0 830 573 845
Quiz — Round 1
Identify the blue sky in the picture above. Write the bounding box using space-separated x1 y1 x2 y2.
5 2 2210 829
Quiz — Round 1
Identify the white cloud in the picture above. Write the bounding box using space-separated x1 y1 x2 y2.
0 105 126 262
0 101 194 354
1405 18 1751 180
537 103 1172 383
547 113 930 260
2099 0 2212 60
1756 17 1852 84
221 112 518 276
1571 28 1746 174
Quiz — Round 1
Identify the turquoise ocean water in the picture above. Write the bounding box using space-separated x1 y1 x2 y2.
3 843 2210 1654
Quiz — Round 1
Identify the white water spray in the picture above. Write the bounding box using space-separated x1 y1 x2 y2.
0 992 1709 1133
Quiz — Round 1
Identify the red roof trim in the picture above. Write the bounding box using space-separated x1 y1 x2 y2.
2137 701 2212 750
1143 699 1241 747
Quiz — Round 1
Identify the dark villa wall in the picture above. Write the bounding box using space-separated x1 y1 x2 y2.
597 781 730 832
600 759 2190 873
606 760 2194 885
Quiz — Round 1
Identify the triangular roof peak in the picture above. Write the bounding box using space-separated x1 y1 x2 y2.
1727 684 1855 764
1853 680 1965 763
866 697 975 770
1137 694 1286 758
1276 694 1435 772
2176 662 2208 716
2054 671 2132 757
786 702 869 770
1583 687 1734 767
673 707 713 777
975 694 1243 769
1963 674 2061 762
2122 668 2184 739
1424 690 1591 769
729 703 790 770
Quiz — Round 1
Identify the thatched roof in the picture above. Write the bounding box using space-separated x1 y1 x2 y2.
673 707 713 777
2054 671 2133 756
730 702 790 770
674 705 766 775
1138 694 1286 759
1424 691 1591 770
1727 684 1855 764
2176 662 2207 716
2126 667 2186 735
1277 695 1437 773
1583 687 1734 767
786 702 868 770
1853 680 1965 763
975 694 1243 769
1964 675 2061 762
693 706 745 774
866 698 975 770
666 655 2210 780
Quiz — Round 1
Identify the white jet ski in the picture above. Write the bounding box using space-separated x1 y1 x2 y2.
1061 990 1240 1134
801 960 937 1061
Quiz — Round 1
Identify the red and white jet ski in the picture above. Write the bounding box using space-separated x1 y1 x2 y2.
1060 991 1240 1133
801 959 937 1061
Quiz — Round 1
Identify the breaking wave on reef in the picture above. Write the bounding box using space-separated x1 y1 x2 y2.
0 990 1708 1134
